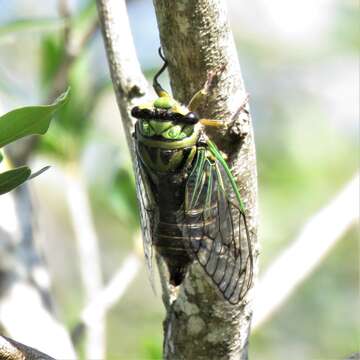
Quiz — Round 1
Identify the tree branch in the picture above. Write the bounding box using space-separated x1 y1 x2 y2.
96 0 150 154
47 2 99 103
71 250 141 345
253 175 359 329
64 166 104 359
0 335 55 360
152 1 258 359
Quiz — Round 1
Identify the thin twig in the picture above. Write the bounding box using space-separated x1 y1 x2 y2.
57 5 105 356
96 0 150 153
252 175 359 329
47 5 98 103
64 166 104 359
72 251 141 343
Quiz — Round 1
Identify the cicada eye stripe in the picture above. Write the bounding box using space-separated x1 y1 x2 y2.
184 112 199 124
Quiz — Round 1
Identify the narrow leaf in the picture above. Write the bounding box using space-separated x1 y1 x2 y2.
0 166 31 195
28 166 50 179
0 88 70 148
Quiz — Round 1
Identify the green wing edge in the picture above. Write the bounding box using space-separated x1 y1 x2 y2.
206 140 246 213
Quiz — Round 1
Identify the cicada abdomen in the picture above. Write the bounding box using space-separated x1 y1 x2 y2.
134 118 199 285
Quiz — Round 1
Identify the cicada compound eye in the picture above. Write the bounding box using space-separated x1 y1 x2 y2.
131 106 141 118
184 112 199 124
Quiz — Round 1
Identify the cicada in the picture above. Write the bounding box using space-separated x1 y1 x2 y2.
131 49 253 304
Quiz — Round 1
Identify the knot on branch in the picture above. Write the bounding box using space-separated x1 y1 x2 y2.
127 84 145 101
230 113 250 139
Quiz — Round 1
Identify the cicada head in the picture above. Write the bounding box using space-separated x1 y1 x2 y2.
131 48 200 140
131 47 203 141
131 96 200 140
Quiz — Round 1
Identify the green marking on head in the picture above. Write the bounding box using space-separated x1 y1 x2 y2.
162 125 183 139
154 96 176 109
141 121 155 136
140 119 196 141
162 125 194 140
149 120 172 134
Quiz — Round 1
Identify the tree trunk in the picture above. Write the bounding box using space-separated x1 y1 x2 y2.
153 1 258 359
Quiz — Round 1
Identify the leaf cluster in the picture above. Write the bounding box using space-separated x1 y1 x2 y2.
0 89 69 195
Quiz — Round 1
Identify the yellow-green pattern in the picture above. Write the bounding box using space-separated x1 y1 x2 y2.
137 142 197 173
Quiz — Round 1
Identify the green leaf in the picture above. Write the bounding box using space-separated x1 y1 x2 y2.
0 166 31 195
0 88 70 148
0 165 50 195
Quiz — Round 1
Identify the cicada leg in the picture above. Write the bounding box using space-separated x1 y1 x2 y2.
187 70 219 112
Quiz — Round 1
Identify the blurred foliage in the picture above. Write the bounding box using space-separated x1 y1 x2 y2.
333 2 360 51
0 0 358 359
0 89 69 194
141 336 163 360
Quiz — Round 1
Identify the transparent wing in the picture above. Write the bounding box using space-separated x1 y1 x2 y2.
183 143 253 304
134 148 156 292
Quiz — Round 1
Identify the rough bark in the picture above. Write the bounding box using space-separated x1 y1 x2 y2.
153 1 258 359
0 335 55 360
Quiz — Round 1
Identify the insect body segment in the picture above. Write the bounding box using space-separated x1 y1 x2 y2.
131 49 253 304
